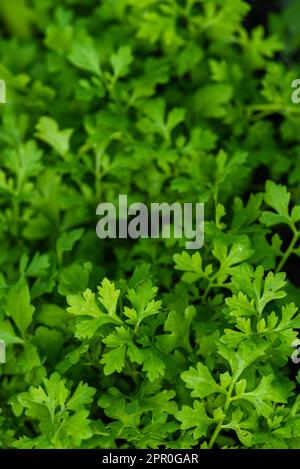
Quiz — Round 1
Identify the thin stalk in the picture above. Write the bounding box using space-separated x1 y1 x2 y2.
208 375 238 449
275 227 299 274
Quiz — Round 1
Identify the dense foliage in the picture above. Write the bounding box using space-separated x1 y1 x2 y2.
1 0 300 449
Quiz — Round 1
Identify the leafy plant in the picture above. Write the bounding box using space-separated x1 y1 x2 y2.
1 0 300 450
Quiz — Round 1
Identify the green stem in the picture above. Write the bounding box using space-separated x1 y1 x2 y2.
275 228 299 274
202 280 213 301
95 148 103 201
12 198 20 237
207 376 237 449
202 269 220 301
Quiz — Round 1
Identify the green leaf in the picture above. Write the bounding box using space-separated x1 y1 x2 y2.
157 306 196 354
226 292 256 317
218 341 269 377
101 345 126 375
175 401 213 439
26 253 50 277
35 117 73 157
234 375 289 418
194 84 233 118
126 280 161 329
56 228 84 260
68 37 101 76
101 326 131 375
5 284 35 338
256 270 286 314
140 348 165 382
181 363 222 399
174 251 211 283
97 278 120 319
110 46 133 79
67 289 102 318
260 180 291 227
